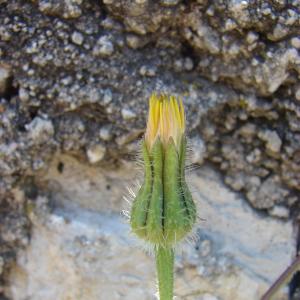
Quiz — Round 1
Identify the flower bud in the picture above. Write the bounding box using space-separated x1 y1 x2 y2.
130 94 196 247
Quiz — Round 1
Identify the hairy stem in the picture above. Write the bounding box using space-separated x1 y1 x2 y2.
155 246 174 300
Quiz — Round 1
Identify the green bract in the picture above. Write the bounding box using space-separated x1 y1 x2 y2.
131 137 196 247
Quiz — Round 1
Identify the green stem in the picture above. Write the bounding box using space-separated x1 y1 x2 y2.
155 246 174 300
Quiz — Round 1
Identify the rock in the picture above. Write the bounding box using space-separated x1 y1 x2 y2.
37 0 83 19
225 172 246 191
269 205 289 219
19 87 30 101
198 294 220 300
246 31 259 44
238 123 256 138
182 16 221 55
25 117 54 142
7 164 294 300
121 108 136 120
99 126 113 141
296 86 300 101
102 89 113 104
93 36 114 57
0 256 3 275
258 130 282 153
126 34 142 49
71 31 84 45
0 65 11 95
135 0 147 4
247 176 289 209
291 37 300 49
268 23 290 41
160 0 180 6
139 65 156 77
198 239 212 257
184 57 194 71
201 93 299 214
86 144 106 164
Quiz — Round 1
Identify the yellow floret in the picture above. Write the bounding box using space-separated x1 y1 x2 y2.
145 93 185 151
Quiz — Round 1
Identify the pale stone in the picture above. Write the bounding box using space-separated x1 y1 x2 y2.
86 144 106 163
19 87 29 101
291 37 300 49
198 294 220 300
269 205 289 219
99 126 112 141
0 65 11 94
184 57 194 71
71 31 84 45
258 130 282 153
160 0 180 6
25 117 54 141
8 160 294 300
103 88 113 104
121 108 136 120
296 86 300 101
126 34 141 49
93 36 114 57
0 256 4 275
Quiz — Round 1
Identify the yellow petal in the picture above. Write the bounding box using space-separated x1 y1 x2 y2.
145 93 185 151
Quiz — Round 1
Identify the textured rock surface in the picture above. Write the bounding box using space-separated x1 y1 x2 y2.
6 161 294 300
0 0 299 298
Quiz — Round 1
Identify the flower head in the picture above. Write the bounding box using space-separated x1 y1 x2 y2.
130 93 196 300
145 93 185 151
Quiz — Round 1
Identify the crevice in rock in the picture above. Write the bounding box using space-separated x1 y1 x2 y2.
1 78 18 102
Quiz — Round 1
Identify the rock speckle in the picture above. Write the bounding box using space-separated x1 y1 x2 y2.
126 34 142 49
295 86 300 101
0 65 11 95
71 31 84 45
99 126 113 141
160 0 180 6
25 117 54 141
139 65 156 77
86 144 106 164
291 37 300 49
93 36 114 57
258 130 282 154
38 0 83 19
269 205 290 219
121 108 136 120
0 256 3 275
198 294 220 300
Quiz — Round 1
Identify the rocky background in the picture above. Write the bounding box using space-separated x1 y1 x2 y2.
0 0 299 299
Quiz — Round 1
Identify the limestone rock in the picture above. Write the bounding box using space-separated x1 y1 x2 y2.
7 164 294 300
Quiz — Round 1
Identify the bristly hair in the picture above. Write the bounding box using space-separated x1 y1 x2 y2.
121 137 145 224
123 94 203 255
185 138 201 173
122 139 204 256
